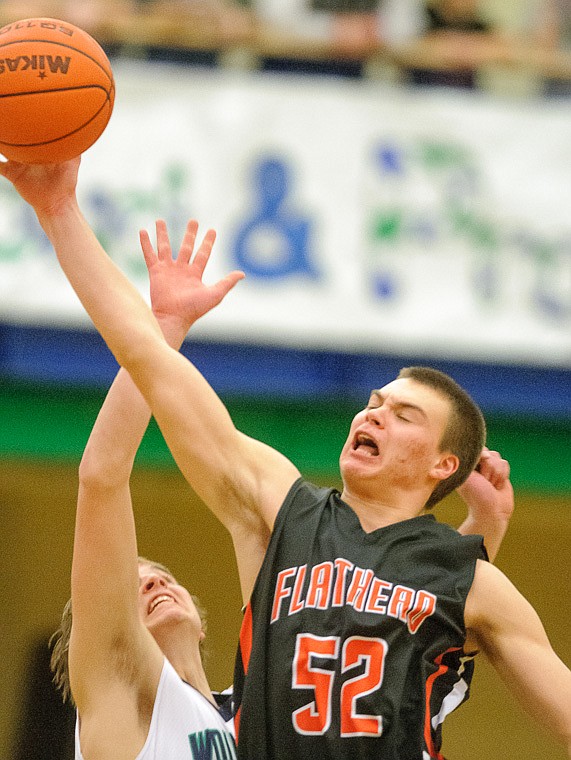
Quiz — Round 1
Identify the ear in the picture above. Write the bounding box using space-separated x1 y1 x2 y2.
430 453 459 482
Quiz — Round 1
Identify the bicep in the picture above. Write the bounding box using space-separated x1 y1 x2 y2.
71 481 139 635
70 482 163 709
136 347 300 530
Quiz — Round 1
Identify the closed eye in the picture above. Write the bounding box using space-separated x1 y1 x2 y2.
366 391 382 410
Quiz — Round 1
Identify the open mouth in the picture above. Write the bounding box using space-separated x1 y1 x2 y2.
148 594 175 614
353 433 379 456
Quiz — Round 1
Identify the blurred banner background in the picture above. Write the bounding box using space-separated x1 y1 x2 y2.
1 61 570 366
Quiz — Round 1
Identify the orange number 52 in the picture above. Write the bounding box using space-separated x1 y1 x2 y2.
292 633 388 737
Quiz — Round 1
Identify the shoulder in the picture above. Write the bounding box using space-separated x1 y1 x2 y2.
265 479 339 551
157 663 233 736
464 560 542 649
290 478 334 501
468 559 520 606
415 515 487 557
276 478 335 520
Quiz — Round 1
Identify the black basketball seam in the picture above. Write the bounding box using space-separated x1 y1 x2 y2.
0 83 112 99
0 38 113 84
0 94 112 148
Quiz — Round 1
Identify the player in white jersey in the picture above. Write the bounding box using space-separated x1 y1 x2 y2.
48 218 243 759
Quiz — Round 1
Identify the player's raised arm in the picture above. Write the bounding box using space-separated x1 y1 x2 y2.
140 219 281 603
0 158 300 536
69 220 244 713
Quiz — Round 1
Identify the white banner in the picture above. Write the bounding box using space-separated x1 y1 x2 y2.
0 60 569 366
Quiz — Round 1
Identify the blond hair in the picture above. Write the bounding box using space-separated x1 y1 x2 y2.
50 558 208 705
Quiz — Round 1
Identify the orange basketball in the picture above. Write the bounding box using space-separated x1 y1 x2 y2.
0 17 115 163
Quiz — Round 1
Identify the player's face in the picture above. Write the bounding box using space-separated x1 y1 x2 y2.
339 378 454 494
138 562 204 642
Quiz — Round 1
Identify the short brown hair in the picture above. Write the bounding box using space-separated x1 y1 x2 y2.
50 558 208 705
397 366 486 509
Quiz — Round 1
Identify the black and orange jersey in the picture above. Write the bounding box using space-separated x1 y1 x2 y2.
233 479 486 760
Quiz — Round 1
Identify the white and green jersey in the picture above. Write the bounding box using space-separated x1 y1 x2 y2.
75 658 236 760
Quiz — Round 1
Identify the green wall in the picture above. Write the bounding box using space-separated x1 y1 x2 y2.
1 380 570 492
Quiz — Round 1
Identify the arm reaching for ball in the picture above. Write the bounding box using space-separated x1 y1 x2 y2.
0 156 300 603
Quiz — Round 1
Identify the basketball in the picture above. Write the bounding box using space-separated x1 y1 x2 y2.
0 17 115 163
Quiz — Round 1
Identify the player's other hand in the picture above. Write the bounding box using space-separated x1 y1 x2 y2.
140 218 245 337
458 447 514 524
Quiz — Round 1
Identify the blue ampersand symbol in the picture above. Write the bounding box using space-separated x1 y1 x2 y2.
232 156 319 280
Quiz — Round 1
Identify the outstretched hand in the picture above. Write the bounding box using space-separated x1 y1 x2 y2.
139 219 244 341
0 156 81 215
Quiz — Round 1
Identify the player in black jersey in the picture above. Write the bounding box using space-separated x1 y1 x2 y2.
2 157 570 759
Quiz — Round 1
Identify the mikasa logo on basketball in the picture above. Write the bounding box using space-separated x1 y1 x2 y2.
0 20 74 37
0 55 71 76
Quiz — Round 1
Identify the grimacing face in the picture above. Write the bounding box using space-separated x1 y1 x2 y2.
137 562 205 642
339 377 458 494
